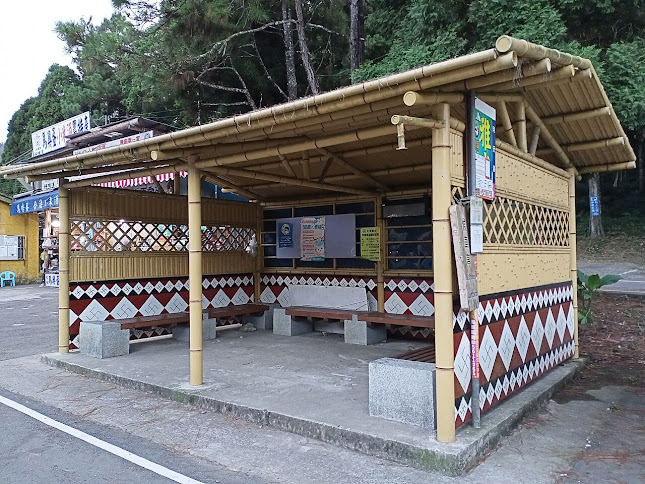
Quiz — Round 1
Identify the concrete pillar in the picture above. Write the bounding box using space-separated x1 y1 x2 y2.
568 168 579 358
188 165 203 385
58 184 70 353
431 103 456 443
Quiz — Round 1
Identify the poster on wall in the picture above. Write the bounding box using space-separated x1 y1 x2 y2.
301 217 325 261
360 227 381 261
278 222 294 248
473 97 496 200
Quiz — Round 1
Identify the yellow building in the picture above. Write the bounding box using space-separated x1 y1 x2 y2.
0 194 40 283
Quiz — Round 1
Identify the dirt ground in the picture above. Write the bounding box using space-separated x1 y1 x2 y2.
578 234 645 265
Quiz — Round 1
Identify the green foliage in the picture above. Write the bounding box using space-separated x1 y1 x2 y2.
577 270 621 324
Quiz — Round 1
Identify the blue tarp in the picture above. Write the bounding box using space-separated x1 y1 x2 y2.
11 190 59 215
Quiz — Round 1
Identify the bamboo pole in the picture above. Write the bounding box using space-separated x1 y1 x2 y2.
477 93 525 103
528 125 541 155
202 173 262 200
402 92 465 107
318 156 333 183
316 147 387 188
536 137 625 157
188 165 203 386
497 101 517 147
524 103 581 179
516 101 528 152
391 115 466 133
255 201 262 304
58 184 70 354
578 161 636 173
458 59 551 91
542 107 611 125
62 164 186 189
302 152 311 180
376 195 385 312
25 161 177 182
278 154 297 177
431 103 456 443
485 65 577 92
567 168 579 358
496 35 593 69
173 174 181 194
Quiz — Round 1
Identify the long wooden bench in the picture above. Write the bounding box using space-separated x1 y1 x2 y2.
394 345 436 363
358 312 435 330
284 306 365 321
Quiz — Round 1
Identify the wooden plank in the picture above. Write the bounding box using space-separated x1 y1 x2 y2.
119 312 189 330
285 306 362 321
395 345 436 363
359 312 435 329
205 303 268 319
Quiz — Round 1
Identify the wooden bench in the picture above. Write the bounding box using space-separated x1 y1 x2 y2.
394 345 436 363
358 312 435 330
284 306 364 321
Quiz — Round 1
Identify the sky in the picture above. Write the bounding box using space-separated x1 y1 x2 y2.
0 0 115 144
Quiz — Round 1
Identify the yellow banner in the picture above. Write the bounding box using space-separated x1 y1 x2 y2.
360 227 381 261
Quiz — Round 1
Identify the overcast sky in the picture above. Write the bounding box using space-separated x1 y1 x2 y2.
0 0 115 144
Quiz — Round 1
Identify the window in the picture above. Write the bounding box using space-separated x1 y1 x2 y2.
385 197 432 271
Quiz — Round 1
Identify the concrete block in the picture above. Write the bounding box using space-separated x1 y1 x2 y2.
344 319 386 345
369 357 436 429
273 308 313 336
80 321 130 359
172 316 218 342
244 305 275 330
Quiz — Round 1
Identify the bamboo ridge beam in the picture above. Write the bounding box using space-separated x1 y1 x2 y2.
24 160 177 182
578 161 636 174
2 50 516 180
456 58 551 91
542 107 611 125
61 164 186 189
486 65 578 92
535 137 625 157
496 35 593 69
402 91 465 106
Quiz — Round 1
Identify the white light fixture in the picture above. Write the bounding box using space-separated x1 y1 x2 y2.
51 219 60 228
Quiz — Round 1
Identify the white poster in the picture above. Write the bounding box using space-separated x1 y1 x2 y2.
31 112 91 157
73 130 154 155
300 216 325 261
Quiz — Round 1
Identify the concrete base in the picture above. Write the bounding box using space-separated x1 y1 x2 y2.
79 321 130 359
345 319 386 345
172 317 218 342
273 308 313 336
245 305 275 330
314 320 345 334
369 357 436 429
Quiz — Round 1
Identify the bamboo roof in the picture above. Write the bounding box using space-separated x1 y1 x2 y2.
1 36 635 202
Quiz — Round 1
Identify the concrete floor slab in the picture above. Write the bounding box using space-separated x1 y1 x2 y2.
43 329 584 475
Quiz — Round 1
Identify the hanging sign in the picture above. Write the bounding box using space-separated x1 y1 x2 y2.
360 227 381 262
31 112 90 157
10 190 59 215
73 130 154 155
450 204 479 311
590 196 600 216
300 216 326 261
469 196 484 254
473 98 496 200
278 222 294 248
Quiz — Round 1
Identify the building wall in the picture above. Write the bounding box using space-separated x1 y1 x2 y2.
0 201 39 283
452 146 575 428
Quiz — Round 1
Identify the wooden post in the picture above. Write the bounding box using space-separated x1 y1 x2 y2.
58 184 70 353
188 165 203 386
255 202 263 303
432 103 456 443
567 168 579 358
516 101 528 152
173 173 181 195
376 195 385 312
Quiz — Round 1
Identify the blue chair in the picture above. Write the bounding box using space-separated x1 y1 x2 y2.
0 271 16 287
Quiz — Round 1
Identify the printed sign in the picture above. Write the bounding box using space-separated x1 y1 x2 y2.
590 196 600 216
31 112 90 157
473 98 496 200
470 311 480 379
45 272 60 287
11 190 59 215
301 216 325 261
360 227 381 261
450 204 479 311
278 222 293 248
469 196 484 254
73 130 155 155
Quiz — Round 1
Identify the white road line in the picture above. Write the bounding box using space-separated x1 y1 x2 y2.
620 269 638 275
0 394 204 484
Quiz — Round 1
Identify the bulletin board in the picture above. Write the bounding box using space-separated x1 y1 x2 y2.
276 214 356 259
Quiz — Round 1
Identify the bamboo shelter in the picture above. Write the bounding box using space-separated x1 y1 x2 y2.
2 36 635 444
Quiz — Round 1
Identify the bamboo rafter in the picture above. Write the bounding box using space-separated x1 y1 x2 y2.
578 161 636 174
535 137 625 156
315 147 387 188
497 100 518 147
542 107 611 125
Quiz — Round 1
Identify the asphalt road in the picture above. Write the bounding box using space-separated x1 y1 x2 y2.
578 261 645 295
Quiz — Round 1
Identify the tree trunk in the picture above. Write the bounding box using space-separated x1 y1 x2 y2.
293 0 319 95
349 0 364 72
588 173 604 237
281 0 298 101
638 131 644 193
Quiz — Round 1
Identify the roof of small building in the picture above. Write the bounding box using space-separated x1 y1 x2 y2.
0 36 636 202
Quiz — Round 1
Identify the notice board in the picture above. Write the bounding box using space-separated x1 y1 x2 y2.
276 213 356 259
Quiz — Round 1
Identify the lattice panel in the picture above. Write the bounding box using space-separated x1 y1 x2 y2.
70 219 255 253
483 197 569 247
451 186 466 203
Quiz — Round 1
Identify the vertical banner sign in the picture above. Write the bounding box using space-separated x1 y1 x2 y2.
589 196 600 216
360 227 381 261
301 217 325 261
278 222 294 248
449 205 479 311
469 196 484 254
473 98 496 200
